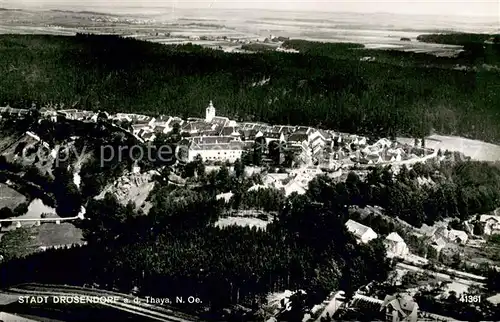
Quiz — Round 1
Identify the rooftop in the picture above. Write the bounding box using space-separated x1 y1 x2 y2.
345 219 372 237
287 131 308 142
386 232 405 243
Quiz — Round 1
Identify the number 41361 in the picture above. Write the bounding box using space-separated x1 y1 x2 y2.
459 295 481 303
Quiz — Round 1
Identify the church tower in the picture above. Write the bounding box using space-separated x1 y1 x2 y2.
205 100 216 122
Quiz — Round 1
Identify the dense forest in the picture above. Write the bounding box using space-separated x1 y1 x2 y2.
0 183 391 321
3 152 500 320
0 34 499 142
416 33 499 45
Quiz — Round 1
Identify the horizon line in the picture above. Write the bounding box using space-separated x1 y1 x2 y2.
1 5 499 20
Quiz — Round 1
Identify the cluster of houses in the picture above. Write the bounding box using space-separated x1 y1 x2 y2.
344 219 410 258
345 214 473 260
1 101 434 171
270 290 420 322
478 213 500 235
217 167 329 201
421 211 500 254
0 106 29 118
424 225 469 253
341 293 419 322
107 101 432 168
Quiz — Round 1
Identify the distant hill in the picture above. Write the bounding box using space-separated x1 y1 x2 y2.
49 9 120 17
417 33 500 46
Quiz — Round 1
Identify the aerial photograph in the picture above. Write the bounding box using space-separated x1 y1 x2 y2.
0 0 498 321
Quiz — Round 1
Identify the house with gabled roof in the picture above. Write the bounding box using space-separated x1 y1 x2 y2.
385 232 409 258
240 122 263 130
57 109 79 119
283 179 306 197
142 132 156 142
345 219 378 244
479 214 500 235
211 116 231 128
187 117 205 123
190 136 236 145
431 237 447 253
238 129 258 141
381 294 419 322
263 173 289 188
187 136 245 163
154 125 170 134
295 126 312 133
220 126 241 137
447 229 468 244
256 131 286 145
152 115 177 132
131 124 152 136
198 130 220 137
287 131 309 145
216 192 234 203
308 129 328 156
169 117 184 128
339 292 419 322
271 125 296 135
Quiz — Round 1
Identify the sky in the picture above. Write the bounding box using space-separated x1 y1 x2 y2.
2 0 500 18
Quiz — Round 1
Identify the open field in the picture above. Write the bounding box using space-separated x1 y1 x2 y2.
0 222 84 258
33 222 83 248
428 134 500 161
398 135 500 162
0 8 496 56
17 199 57 221
0 183 26 210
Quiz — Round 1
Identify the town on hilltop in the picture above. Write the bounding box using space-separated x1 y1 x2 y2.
3 100 500 322
0 101 441 198
0 6 499 321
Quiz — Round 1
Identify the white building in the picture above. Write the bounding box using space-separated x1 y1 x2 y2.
142 132 156 142
255 131 286 145
216 192 234 203
374 138 393 149
430 237 447 253
187 136 245 163
276 47 299 53
132 124 152 136
480 215 500 235
247 184 268 192
384 232 409 258
263 173 289 188
114 113 133 122
308 128 328 156
205 100 216 123
283 180 307 197
153 116 176 133
448 229 468 244
345 219 378 244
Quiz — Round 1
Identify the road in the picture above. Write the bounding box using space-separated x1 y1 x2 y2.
396 263 484 287
1 284 199 322
0 213 83 223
